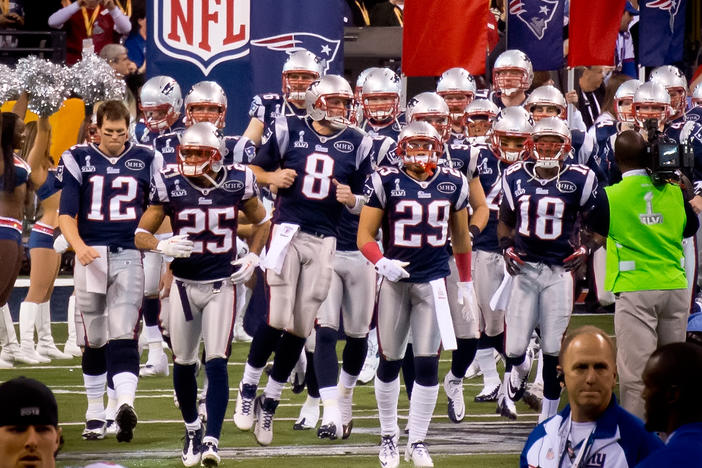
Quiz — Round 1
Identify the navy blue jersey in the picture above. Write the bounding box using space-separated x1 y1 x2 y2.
581 118 621 186
57 142 160 249
36 168 60 201
360 116 403 142
134 119 185 147
472 145 510 253
371 134 399 169
249 93 305 124
151 163 258 281
685 106 702 123
445 141 478 180
153 130 256 168
501 161 599 265
254 115 373 237
365 165 470 283
664 120 702 188
448 131 469 146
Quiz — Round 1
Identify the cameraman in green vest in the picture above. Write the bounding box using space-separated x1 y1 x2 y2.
588 130 699 420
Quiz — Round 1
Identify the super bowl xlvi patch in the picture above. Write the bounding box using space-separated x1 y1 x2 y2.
170 180 187 197
437 182 457 194
557 180 577 193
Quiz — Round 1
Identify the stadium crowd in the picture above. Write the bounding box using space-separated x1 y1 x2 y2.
1 0 702 467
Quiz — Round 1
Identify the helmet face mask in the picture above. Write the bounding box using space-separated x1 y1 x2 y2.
396 121 444 175
467 115 492 137
177 122 225 178
187 104 226 128
407 92 451 142
184 81 227 128
632 81 671 127
650 65 687 117
414 114 450 142
436 67 476 124
489 106 534 163
492 50 534 96
438 92 472 125
530 117 572 170
139 76 183 132
615 98 634 123
360 68 401 126
306 75 355 130
494 69 529 96
530 104 562 121
283 70 320 103
362 94 399 124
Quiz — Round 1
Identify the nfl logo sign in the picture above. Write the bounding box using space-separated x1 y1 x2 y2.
153 0 251 76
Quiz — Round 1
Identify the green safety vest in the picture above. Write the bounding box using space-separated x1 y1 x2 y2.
604 174 687 292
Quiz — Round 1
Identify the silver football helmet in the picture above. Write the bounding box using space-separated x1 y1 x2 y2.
693 82 702 108
406 92 451 141
524 85 567 120
649 65 687 116
633 81 671 126
282 49 324 103
490 106 534 163
531 117 572 169
396 121 443 174
139 75 182 132
178 122 226 177
361 68 401 124
613 79 642 123
305 74 354 129
465 98 500 138
493 49 534 96
184 81 227 128
436 67 476 123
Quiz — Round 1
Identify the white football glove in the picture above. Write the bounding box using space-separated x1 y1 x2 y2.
53 234 69 254
230 252 260 284
375 257 410 282
457 281 479 320
157 234 193 258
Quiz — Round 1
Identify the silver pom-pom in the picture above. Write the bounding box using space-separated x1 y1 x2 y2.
0 63 21 104
15 56 71 117
70 52 126 106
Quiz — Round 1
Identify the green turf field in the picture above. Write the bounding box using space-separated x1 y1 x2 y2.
0 313 614 467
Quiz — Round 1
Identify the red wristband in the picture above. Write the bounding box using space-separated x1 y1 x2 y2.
454 251 472 282
360 241 383 264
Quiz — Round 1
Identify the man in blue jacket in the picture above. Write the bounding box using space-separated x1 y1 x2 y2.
636 342 702 468
521 326 663 467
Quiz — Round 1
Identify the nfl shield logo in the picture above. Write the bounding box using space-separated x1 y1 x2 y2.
153 0 251 76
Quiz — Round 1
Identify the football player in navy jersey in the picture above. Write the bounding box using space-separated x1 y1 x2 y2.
358 67 404 142
136 122 270 467
650 65 689 126
243 50 324 146
134 75 184 146
465 98 500 146
135 76 186 380
490 50 533 109
497 117 602 423
358 121 474 468
233 74 373 446
436 67 476 146
57 101 163 444
468 107 534 407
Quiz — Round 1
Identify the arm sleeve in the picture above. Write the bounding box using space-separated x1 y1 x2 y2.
109 7 131 34
364 172 386 210
58 172 81 217
47 2 80 28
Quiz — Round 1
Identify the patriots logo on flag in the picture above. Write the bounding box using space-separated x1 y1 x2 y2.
251 32 340 73
509 0 559 40
647 0 682 12
153 0 251 76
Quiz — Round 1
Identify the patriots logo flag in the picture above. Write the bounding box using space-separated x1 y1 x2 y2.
507 0 564 71
146 0 344 133
250 0 343 97
639 0 687 67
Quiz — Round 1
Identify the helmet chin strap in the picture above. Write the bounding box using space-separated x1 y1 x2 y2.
501 87 519 97
501 150 522 163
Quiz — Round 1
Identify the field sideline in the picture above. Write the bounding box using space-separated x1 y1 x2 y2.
0 314 614 467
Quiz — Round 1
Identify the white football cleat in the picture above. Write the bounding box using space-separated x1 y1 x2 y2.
293 395 320 430
443 372 465 423
317 403 343 440
37 343 73 360
1 345 40 365
358 342 379 384
81 419 106 440
63 340 82 357
233 382 257 430
464 359 482 380
405 441 434 467
181 427 202 467
104 419 118 437
200 438 220 467
253 395 278 446
378 433 400 468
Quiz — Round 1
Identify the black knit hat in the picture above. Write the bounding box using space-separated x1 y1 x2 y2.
0 377 58 427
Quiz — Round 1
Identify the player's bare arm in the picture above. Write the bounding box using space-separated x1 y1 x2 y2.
243 118 265 146
468 177 489 235
449 207 472 254
249 164 297 189
239 196 270 256
134 204 167 251
357 205 384 249
58 214 100 266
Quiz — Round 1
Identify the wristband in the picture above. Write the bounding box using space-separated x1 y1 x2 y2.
469 224 481 240
454 251 472 282
360 241 383 264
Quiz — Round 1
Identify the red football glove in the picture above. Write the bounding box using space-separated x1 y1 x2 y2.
563 245 589 272
503 247 525 276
